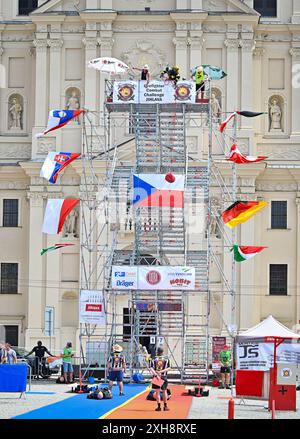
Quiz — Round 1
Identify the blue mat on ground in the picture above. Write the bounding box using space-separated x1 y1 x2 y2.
14 384 147 419
26 392 56 395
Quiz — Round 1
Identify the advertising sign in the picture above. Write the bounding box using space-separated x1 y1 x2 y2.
79 290 105 325
113 80 196 104
212 337 227 371
111 266 195 290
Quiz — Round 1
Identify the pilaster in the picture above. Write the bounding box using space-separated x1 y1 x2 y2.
224 37 239 113
289 47 300 137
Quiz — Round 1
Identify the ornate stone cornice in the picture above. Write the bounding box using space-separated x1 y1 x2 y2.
289 47 300 59
224 39 239 51
82 37 99 49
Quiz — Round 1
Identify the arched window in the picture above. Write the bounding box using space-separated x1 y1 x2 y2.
254 0 277 17
19 0 38 16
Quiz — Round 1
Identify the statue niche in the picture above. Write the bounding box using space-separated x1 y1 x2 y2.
211 88 222 122
269 96 283 132
65 87 81 124
63 207 79 238
8 94 23 131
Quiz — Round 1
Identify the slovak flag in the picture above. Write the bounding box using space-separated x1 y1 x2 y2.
133 174 185 208
36 109 84 137
42 199 80 235
40 152 81 184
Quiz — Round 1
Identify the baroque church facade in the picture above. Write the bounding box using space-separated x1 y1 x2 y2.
0 0 300 358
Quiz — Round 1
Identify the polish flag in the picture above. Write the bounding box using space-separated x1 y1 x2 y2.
42 199 80 235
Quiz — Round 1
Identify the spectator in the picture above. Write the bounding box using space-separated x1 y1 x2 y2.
150 347 171 412
107 344 126 396
219 344 232 389
25 340 54 379
0 342 7 364
62 342 74 384
5 343 17 364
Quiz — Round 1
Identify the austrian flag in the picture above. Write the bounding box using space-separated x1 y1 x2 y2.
226 144 267 164
231 245 267 262
42 199 80 235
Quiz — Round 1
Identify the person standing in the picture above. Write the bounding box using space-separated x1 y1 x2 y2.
132 64 150 85
107 344 126 396
62 342 74 384
5 343 17 364
0 342 7 363
219 344 232 389
192 66 205 99
25 340 54 379
150 347 171 412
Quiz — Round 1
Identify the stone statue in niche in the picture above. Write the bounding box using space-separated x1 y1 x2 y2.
65 89 81 124
63 208 79 238
211 92 221 121
269 98 282 131
8 95 23 130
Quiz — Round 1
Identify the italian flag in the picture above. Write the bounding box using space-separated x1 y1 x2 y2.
231 245 267 262
41 244 75 256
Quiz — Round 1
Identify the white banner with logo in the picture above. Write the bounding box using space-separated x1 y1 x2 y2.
236 341 300 371
113 80 196 104
79 290 105 325
111 266 195 290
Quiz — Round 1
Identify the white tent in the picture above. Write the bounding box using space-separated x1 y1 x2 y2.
237 315 300 339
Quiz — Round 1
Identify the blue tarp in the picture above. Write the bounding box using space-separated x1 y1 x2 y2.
0 364 27 392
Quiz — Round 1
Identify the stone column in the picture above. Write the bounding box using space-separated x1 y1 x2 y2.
189 23 204 72
224 38 239 113
99 22 114 117
173 25 188 79
240 38 255 129
33 38 48 129
48 38 63 110
83 36 98 115
289 47 300 137
26 192 46 343
253 47 265 139
296 197 300 324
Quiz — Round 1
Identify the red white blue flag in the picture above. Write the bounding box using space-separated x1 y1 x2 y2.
40 152 80 184
36 109 84 137
133 174 184 208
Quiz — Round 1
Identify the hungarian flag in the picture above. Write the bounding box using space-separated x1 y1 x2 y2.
133 173 184 208
231 245 267 262
226 144 267 164
220 111 264 133
41 244 75 256
222 201 268 229
42 199 80 235
40 152 80 184
36 109 84 137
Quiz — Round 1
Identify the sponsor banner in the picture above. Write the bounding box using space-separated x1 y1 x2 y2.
79 290 105 325
236 342 300 371
111 266 195 290
113 80 196 104
212 337 227 371
111 266 138 290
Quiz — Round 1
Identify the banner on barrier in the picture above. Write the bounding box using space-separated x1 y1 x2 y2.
236 341 300 371
79 290 105 325
111 266 195 290
113 80 196 104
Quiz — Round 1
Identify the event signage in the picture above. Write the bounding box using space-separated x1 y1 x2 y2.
111 266 195 290
236 340 300 371
79 290 105 325
212 337 227 371
113 80 196 104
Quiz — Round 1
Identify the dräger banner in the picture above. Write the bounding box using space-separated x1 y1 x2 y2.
236 340 300 371
111 266 195 290
79 290 105 325
113 80 196 104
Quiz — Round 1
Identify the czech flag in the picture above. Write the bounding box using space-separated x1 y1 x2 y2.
40 152 81 184
231 245 267 262
226 144 267 164
220 111 264 133
36 109 84 137
133 174 185 208
42 199 80 235
222 201 268 229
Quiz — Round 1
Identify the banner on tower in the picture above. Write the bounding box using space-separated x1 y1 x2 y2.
79 290 105 325
111 266 195 290
113 80 196 104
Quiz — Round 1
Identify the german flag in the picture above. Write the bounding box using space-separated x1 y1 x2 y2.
222 201 268 229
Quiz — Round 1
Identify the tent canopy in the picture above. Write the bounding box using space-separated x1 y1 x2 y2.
237 315 300 339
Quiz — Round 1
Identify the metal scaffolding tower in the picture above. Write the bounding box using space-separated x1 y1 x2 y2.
79 79 236 384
